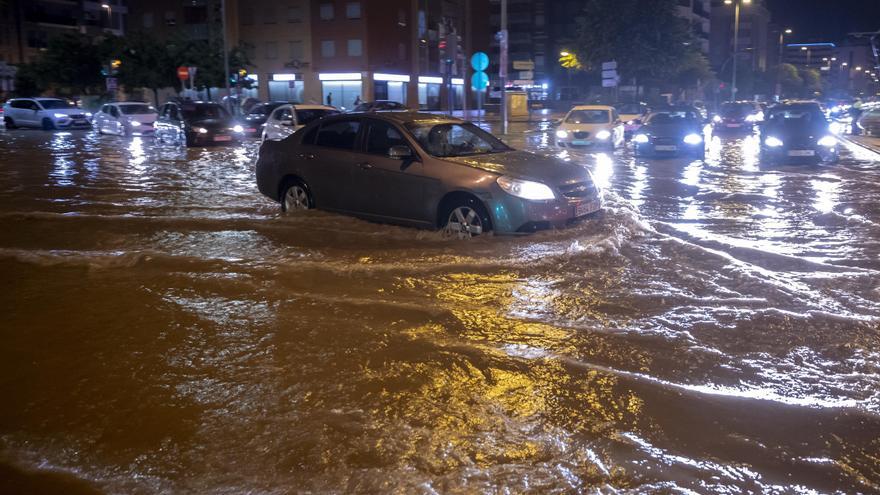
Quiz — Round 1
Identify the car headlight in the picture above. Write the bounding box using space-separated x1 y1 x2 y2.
556 130 569 139
713 115 722 123
633 133 649 144
595 130 611 140
497 176 556 201
764 136 784 147
53 113 68 118
683 133 703 145
745 114 758 122
130 120 141 127
195 127 209 134
232 125 244 133
817 135 836 147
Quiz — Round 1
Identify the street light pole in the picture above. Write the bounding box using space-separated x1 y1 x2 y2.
775 28 791 100
221 0 232 110
500 0 508 135
725 0 750 101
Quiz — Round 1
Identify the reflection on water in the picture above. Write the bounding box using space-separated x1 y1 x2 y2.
0 127 879 493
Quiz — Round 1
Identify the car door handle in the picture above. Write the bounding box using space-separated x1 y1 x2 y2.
357 162 373 170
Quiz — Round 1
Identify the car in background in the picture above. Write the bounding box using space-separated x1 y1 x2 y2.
555 105 625 149
2 97 91 130
155 101 245 146
242 101 289 137
351 100 409 112
856 108 880 136
759 102 838 164
616 102 649 139
256 112 602 237
92 102 159 136
632 107 706 159
712 101 761 133
261 104 339 142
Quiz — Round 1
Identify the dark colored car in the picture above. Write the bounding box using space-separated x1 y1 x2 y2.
633 107 706 159
255 113 603 237
242 101 288 137
351 100 409 112
759 103 839 164
713 101 762 133
155 101 245 146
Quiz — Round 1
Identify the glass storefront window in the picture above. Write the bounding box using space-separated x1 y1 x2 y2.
268 80 303 103
321 81 362 110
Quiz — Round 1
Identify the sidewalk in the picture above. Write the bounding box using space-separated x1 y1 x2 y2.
843 134 880 154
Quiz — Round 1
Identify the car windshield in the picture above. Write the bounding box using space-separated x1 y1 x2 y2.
648 111 699 123
720 103 752 118
119 104 155 115
38 99 71 109
295 109 339 125
617 104 642 115
249 103 283 116
565 110 610 124
406 122 511 157
768 107 826 124
182 104 228 120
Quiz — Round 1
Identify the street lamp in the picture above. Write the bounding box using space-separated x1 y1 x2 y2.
101 3 112 29
775 28 792 99
724 0 752 101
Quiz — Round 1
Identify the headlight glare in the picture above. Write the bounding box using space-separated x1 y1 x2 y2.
195 127 209 134
713 115 722 123
817 135 836 147
595 130 611 140
232 124 244 133
130 120 141 127
633 133 649 144
497 176 556 201
683 133 703 145
556 130 569 139
53 113 68 118
764 136 784 147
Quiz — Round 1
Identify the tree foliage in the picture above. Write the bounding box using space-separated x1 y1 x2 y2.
573 0 709 87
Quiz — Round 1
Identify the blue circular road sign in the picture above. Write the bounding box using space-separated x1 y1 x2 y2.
471 71 489 91
471 52 489 72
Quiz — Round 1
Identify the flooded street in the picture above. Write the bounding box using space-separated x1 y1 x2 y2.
2 124 880 493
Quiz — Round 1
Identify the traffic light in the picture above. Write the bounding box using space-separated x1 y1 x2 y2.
238 68 247 78
110 59 121 75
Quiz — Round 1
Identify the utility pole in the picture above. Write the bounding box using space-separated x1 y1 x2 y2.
731 0 740 100
500 0 508 134
221 0 232 110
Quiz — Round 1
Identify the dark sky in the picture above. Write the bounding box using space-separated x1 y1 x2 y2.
764 0 880 42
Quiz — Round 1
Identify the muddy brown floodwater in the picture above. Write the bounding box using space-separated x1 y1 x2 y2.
1 125 879 494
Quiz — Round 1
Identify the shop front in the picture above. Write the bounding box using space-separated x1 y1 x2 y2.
373 73 409 105
319 73 363 110
267 73 302 102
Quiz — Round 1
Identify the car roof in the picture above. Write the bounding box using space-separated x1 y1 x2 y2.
571 105 614 111
115 101 152 106
292 104 337 110
318 111 460 125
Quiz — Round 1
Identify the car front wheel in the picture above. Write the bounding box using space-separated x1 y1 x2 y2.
42 118 55 131
3 117 15 129
281 180 314 212
441 198 491 239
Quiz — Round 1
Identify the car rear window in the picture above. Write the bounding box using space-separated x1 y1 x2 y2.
565 110 610 124
296 109 339 126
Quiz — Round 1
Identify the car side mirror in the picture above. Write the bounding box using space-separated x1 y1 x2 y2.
388 145 413 159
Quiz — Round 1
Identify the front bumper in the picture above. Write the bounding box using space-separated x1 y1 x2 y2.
485 183 603 234
635 140 704 157
188 132 243 146
54 117 91 128
761 145 838 163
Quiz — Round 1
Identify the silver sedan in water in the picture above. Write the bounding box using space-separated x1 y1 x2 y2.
255 112 602 237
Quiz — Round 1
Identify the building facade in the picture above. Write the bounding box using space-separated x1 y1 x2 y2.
677 0 711 55
709 0 770 73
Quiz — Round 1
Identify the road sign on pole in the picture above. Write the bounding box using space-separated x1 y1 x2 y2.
471 52 489 72
177 66 189 80
601 60 618 88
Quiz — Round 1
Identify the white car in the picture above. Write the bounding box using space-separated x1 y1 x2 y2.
261 104 339 143
2 97 92 130
93 102 159 136
856 108 880 136
555 105 625 149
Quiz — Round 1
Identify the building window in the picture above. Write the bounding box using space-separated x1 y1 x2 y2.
164 11 176 27
346 2 361 19
241 7 253 25
398 9 406 27
289 40 303 60
142 12 154 28
287 6 302 22
265 41 278 59
535 14 544 27
321 40 336 57
264 6 276 24
347 39 362 57
320 3 334 20
183 6 207 24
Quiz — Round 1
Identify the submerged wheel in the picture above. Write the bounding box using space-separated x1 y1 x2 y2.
441 198 491 239
41 118 55 131
3 117 15 129
281 180 313 212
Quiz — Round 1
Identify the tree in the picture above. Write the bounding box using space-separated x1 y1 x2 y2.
113 32 179 106
574 0 697 91
799 68 822 97
32 34 107 95
778 63 802 97
170 37 253 99
13 63 44 97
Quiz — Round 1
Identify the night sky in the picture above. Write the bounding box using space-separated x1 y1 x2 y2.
764 0 880 42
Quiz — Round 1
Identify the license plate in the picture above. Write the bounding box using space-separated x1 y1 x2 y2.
788 149 815 157
73 120 87 124
572 140 591 146
246 128 256 133
575 200 600 217
213 135 232 142
726 123 741 128
655 145 677 151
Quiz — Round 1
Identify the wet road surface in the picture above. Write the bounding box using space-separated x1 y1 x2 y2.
1 124 879 493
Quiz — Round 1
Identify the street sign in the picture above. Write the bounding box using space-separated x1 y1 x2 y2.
188 66 197 79
602 61 618 88
518 71 534 80
471 71 489 91
513 60 534 71
106 77 117 91
602 77 620 88
177 66 189 80
471 52 489 72
601 70 618 79
602 61 618 70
